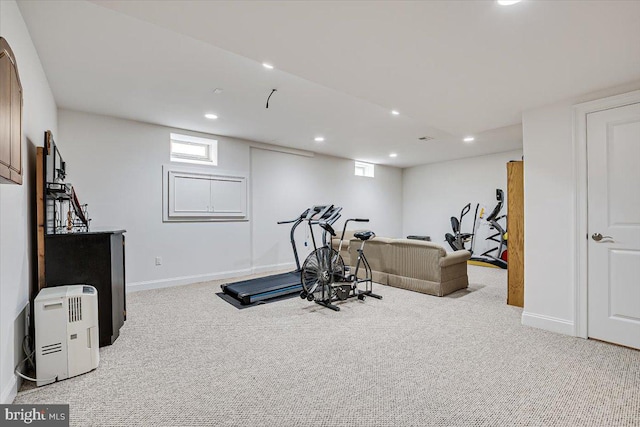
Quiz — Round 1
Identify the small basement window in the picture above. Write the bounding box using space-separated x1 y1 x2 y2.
354 161 374 178
170 133 218 166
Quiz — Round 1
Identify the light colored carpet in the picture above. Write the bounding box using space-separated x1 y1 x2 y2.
15 266 640 427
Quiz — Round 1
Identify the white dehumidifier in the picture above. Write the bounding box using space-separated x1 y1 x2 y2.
34 285 100 386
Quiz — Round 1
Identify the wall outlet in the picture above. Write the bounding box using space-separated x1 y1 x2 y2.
155 257 162 266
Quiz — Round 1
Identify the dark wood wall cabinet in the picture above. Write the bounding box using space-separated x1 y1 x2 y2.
0 37 23 185
44 230 127 347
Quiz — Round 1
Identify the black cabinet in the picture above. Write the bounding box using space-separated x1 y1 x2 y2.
45 230 126 347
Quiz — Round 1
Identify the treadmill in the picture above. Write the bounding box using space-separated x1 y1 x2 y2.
221 205 342 305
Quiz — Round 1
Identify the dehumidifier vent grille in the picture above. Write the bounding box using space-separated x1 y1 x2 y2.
68 296 82 323
41 342 62 356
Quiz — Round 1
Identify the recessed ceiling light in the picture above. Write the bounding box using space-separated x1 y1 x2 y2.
391 110 400 116
497 0 521 5
204 113 218 120
314 137 325 142
262 63 274 69
389 153 398 158
463 136 475 143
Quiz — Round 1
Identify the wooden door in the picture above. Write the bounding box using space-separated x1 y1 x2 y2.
587 102 640 349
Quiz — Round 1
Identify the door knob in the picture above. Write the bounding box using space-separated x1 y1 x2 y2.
592 233 613 242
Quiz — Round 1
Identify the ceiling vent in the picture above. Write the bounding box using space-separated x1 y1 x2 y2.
418 136 435 142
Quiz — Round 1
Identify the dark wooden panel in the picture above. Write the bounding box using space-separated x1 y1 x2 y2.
0 37 22 185
10 63 22 181
36 147 46 290
0 52 11 176
507 161 525 307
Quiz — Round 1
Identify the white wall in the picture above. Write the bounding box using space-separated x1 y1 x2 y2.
521 102 575 334
402 150 523 253
58 110 404 290
521 81 640 336
251 148 403 270
58 110 252 290
0 0 58 404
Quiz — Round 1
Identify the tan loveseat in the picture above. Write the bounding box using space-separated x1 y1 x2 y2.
333 234 471 297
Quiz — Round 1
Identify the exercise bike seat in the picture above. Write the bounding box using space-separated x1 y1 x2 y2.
354 231 375 241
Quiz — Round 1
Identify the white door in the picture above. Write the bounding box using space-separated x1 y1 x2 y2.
587 102 640 349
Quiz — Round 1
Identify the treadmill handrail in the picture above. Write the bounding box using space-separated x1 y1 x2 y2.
288 218 304 271
306 205 330 220
277 219 298 224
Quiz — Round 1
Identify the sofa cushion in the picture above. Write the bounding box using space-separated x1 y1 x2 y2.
387 273 468 297
348 236 393 271
387 239 448 282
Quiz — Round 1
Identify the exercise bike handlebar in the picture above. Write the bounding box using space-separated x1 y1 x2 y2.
352 218 369 222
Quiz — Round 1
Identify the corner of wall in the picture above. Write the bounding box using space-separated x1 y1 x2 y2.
521 311 575 337
0 375 18 405
0 0 58 404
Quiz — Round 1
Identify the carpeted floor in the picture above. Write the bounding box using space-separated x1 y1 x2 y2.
15 266 640 426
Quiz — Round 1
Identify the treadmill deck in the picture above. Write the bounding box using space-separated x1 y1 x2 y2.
221 270 302 304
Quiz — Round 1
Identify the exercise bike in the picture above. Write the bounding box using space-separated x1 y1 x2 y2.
299 219 382 311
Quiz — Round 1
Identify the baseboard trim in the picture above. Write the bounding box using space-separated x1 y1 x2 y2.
521 311 575 336
126 262 297 293
251 262 296 275
1 375 18 404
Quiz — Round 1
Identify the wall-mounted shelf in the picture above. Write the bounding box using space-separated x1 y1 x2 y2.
46 182 72 200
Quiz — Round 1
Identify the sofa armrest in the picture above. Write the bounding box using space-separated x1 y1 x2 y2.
439 250 471 267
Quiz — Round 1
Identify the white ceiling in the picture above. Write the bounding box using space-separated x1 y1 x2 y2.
17 1 640 167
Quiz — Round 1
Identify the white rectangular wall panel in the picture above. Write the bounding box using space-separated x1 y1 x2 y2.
210 177 246 214
173 175 211 215
164 165 248 221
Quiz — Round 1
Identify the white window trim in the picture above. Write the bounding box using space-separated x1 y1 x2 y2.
170 133 218 166
354 161 375 178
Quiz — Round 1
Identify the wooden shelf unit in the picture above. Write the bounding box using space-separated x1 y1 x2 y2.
507 160 524 307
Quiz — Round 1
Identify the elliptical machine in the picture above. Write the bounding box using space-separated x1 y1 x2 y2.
468 189 508 269
445 203 476 251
